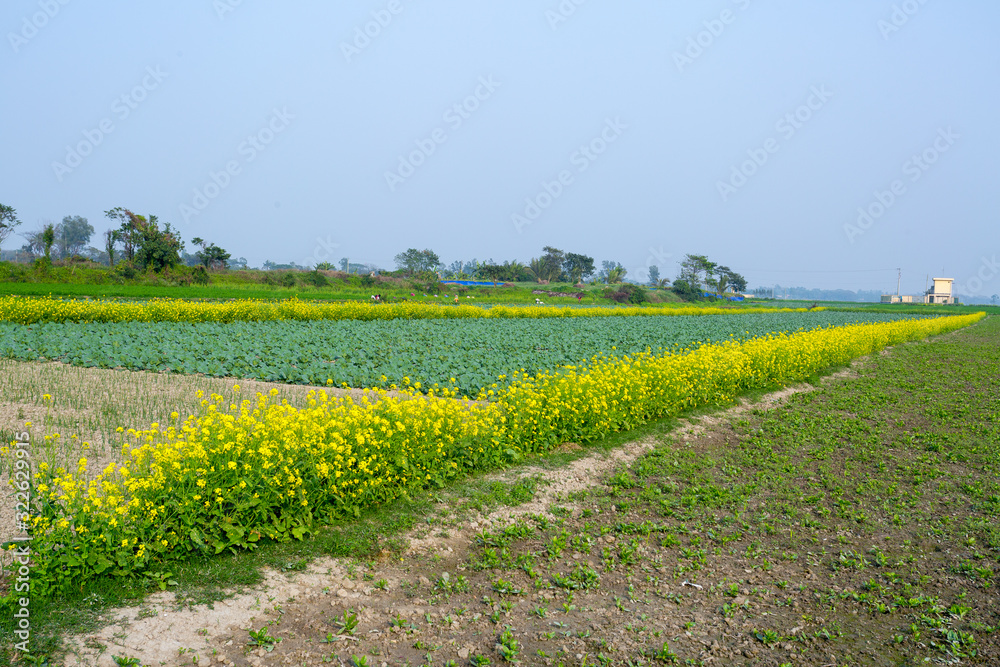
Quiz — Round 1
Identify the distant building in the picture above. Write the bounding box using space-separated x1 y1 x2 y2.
924 277 955 304
880 277 955 305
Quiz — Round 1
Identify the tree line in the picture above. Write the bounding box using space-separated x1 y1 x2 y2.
2 202 747 296
0 203 241 271
390 246 747 294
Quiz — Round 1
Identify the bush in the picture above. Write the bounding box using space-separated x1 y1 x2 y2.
280 272 297 288
0 262 30 283
303 270 329 287
114 262 138 280
192 265 209 285
604 283 648 304
670 279 702 302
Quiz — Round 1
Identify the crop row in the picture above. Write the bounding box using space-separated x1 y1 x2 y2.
19 312 985 596
0 312 933 395
0 296 824 325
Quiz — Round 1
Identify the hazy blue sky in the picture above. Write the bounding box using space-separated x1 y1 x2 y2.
2 1 998 296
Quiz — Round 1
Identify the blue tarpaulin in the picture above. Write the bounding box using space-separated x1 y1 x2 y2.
703 293 745 301
440 280 501 286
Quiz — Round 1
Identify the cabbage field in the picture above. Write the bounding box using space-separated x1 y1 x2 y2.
0 310 935 395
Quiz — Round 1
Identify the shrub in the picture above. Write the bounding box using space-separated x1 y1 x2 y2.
192 265 209 285
0 262 30 283
604 283 648 304
280 272 297 288
114 262 138 280
670 279 702 302
303 270 329 287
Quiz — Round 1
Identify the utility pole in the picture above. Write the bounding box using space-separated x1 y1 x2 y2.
896 268 901 296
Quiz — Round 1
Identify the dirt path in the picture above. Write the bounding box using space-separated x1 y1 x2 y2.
60 370 852 667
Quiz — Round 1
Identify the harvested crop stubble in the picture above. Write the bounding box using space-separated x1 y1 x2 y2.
12 312 984 597
0 295 823 324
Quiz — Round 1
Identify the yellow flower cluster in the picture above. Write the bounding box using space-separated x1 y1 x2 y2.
24 312 982 594
496 312 984 451
0 295 822 325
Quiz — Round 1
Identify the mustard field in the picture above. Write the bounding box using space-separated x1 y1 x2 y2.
11 311 984 596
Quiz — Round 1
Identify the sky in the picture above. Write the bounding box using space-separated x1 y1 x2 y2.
2 0 998 297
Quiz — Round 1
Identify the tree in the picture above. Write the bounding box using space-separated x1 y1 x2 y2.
0 204 22 248
394 248 441 274
713 266 731 293
82 246 109 264
563 253 595 284
599 260 627 284
477 259 526 283
191 237 231 270
134 214 182 271
540 246 566 282
677 254 716 291
55 215 94 258
21 227 47 256
41 223 55 260
709 265 747 294
648 265 660 287
505 260 527 282
724 269 747 293
479 262 505 285
526 257 557 283
105 207 140 262
992 294 999 305
104 229 120 266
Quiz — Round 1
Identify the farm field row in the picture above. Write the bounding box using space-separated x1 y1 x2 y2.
0 277 655 305
0 295 824 324
1 311 936 395
16 313 982 598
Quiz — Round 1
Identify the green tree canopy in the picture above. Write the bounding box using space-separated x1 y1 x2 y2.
0 204 22 248
394 248 441 274
677 254 717 291
599 260 626 284
103 208 182 271
563 252 595 284
713 265 748 293
540 246 566 282
648 265 660 286
41 223 55 260
192 237 231 270
56 215 94 258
